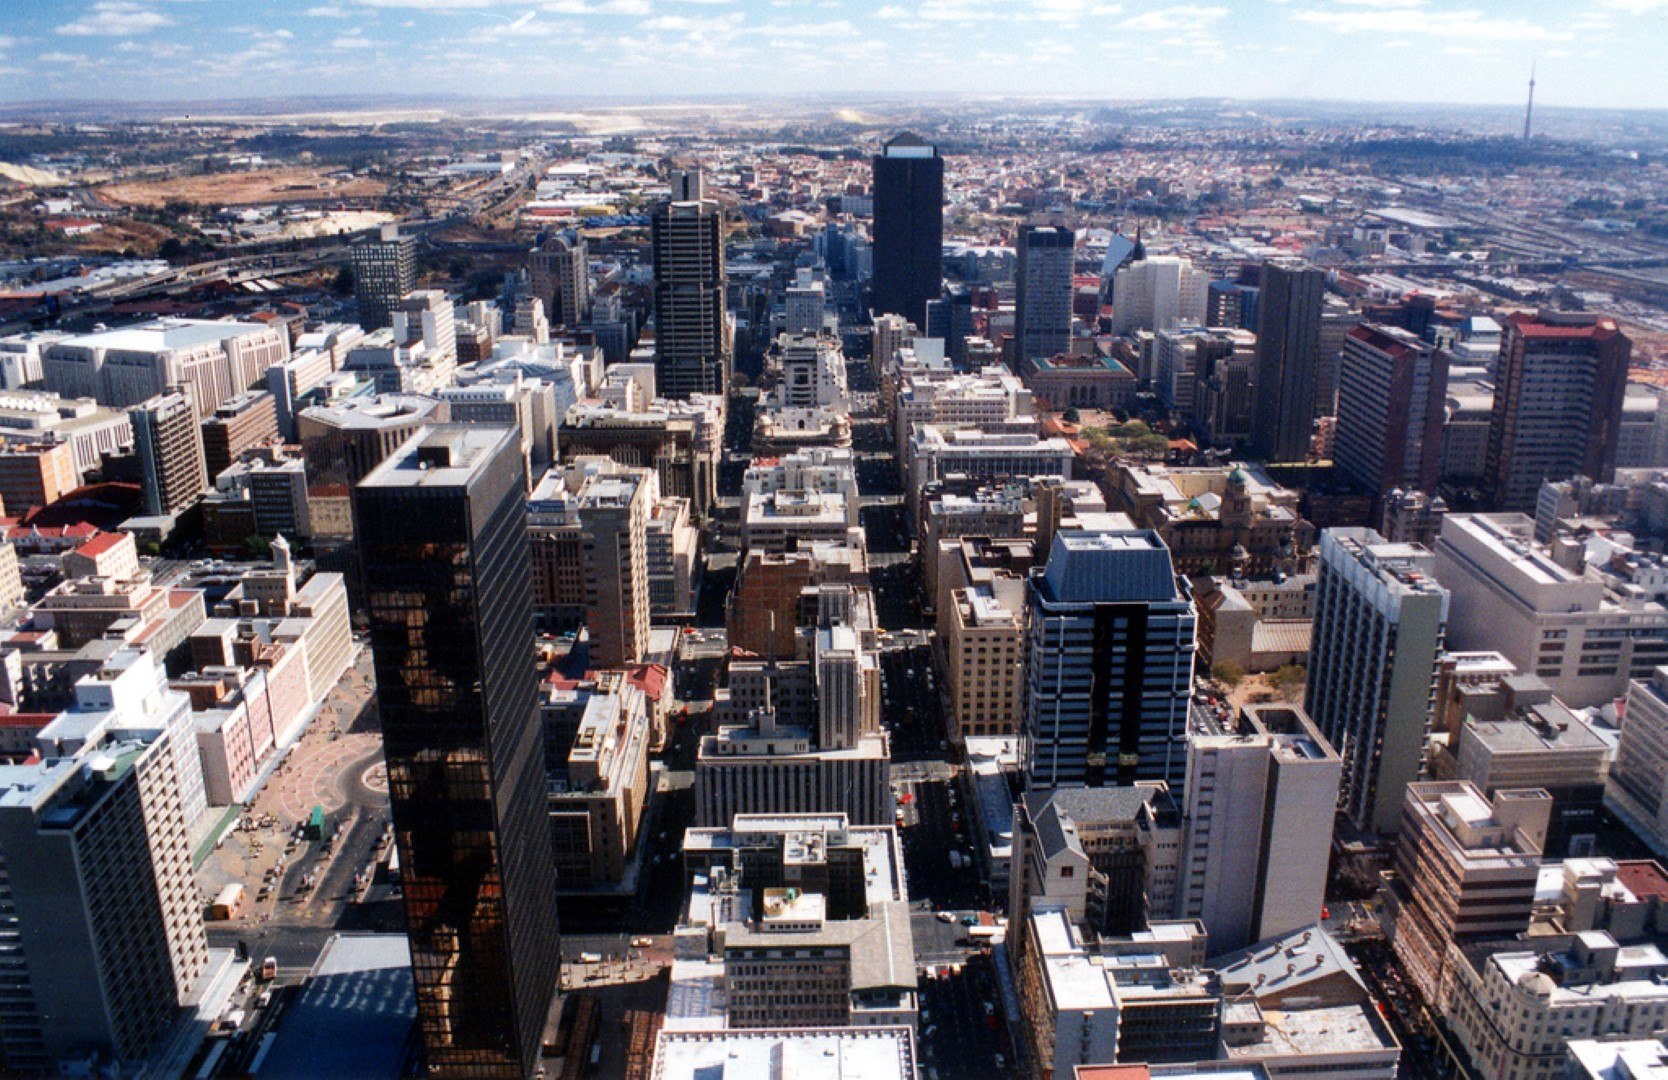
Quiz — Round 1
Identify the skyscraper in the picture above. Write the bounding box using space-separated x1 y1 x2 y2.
1014 224 1075 363
351 224 417 331
529 234 590 328
1178 704 1341 953
1306 528 1449 834
0 651 208 1072
1023 530 1196 794
130 390 209 516
652 169 730 399
871 132 944 328
1485 311 1631 514
1250 262 1326 463
1334 323 1449 498
355 425 559 1079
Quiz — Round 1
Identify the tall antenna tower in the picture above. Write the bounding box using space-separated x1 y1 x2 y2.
1523 62 1536 142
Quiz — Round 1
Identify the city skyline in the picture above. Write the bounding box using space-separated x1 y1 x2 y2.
0 0 1665 111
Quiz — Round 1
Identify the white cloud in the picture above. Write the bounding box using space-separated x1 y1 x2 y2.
58 2 175 36
332 29 376 47
1595 0 1668 10
354 0 499 9
305 4 349 14
542 0 651 12
40 50 92 63
1123 4 1226 31
1292 6 1562 40
1032 0 1123 23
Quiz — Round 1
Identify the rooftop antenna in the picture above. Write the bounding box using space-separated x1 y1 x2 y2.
1523 61 1536 142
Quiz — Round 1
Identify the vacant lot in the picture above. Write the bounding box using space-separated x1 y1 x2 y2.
98 167 386 209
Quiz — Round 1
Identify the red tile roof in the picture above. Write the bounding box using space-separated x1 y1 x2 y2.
1615 860 1668 904
72 531 130 558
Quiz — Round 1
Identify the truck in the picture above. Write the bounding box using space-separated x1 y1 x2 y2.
207 883 244 921
947 851 964 870
260 956 278 981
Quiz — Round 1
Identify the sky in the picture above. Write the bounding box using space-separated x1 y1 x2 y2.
0 0 1663 110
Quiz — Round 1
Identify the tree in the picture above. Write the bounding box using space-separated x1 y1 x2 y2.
243 534 273 560
1061 406 1081 424
1271 664 1307 699
1133 433 1171 458
1211 661 1245 688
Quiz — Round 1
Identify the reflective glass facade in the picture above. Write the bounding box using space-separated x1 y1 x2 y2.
355 426 559 1079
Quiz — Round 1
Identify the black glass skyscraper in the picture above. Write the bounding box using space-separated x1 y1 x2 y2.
652 168 730 400
1250 262 1326 464
872 132 943 328
354 425 559 1080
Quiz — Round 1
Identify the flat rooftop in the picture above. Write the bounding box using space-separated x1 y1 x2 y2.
257 934 416 1080
55 317 271 354
652 1027 916 1080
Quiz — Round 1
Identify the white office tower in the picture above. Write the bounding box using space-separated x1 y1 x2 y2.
1306 529 1449 834
772 333 851 414
1608 667 1668 856
871 313 915 373
1110 255 1209 336
1024 530 1196 794
1178 704 1342 953
784 271 828 335
0 651 210 1071
392 289 457 367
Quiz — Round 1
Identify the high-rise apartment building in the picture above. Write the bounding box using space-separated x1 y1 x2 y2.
354 426 560 1079
1485 311 1631 513
1334 323 1449 498
652 169 730 399
1178 704 1341 953
351 224 417 330
1250 263 1326 463
529 234 590 328
130 390 209 517
0 653 209 1072
1306 528 1449 833
1023 530 1196 794
871 133 944 328
1014 224 1075 363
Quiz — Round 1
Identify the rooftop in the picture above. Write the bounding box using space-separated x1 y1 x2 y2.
652 1027 916 1080
52 317 273 354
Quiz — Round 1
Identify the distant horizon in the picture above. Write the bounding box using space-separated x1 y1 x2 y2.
1 0 1663 115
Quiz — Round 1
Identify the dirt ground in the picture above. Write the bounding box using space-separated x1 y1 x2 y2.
97 166 386 208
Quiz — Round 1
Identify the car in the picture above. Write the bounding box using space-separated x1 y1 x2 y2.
994 1054 1006 1071
630 937 654 948
960 914 979 926
937 912 955 923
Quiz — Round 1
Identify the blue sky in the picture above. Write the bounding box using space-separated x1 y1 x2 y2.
0 0 1662 109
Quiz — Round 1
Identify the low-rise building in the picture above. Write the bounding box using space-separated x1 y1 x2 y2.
670 813 917 1034
1021 352 1138 411
1110 463 1312 579
541 670 653 888
1446 932 1668 1080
